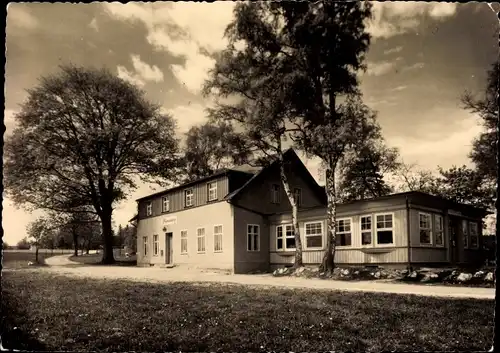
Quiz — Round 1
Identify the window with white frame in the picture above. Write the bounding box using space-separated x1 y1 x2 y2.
185 189 193 207
276 224 295 251
208 182 217 201
469 222 479 248
197 228 206 253
462 220 469 248
271 184 280 204
146 202 152 216
180 230 188 254
162 197 170 213
336 219 352 246
376 214 393 245
247 224 260 251
143 236 148 256
153 234 159 256
293 188 302 206
214 225 223 252
360 215 372 245
419 213 432 245
435 215 444 246
305 221 323 248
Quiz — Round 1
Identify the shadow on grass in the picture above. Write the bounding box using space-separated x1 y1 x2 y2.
1 287 47 350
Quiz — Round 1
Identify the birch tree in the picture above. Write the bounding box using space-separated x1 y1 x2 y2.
271 1 373 272
203 2 305 267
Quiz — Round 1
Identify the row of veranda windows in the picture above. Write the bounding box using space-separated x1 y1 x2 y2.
275 214 395 251
418 213 479 248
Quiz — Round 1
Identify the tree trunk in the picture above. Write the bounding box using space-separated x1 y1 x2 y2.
100 209 115 264
35 246 39 263
496 103 499 243
277 144 303 268
320 166 337 273
72 228 78 257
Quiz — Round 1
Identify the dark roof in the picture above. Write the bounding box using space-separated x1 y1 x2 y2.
284 190 488 216
135 168 256 202
226 148 326 203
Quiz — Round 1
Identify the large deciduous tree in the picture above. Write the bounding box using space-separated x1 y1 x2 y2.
266 1 373 272
4 65 181 264
182 121 252 182
204 2 306 268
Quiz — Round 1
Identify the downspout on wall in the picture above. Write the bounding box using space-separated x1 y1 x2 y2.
406 196 412 271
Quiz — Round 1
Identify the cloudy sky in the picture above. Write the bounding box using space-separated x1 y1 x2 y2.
3 2 498 244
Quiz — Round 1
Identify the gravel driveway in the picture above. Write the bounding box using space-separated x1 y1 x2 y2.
41 255 495 300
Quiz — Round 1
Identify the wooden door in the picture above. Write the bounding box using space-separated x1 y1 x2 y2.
165 232 173 265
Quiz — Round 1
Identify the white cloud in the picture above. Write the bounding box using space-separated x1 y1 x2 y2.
384 46 403 55
116 54 164 87
105 2 236 94
167 103 211 134
89 17 98 31
131 55 164 82
117 66 145 87
391 85 407 92
7 4 38 29
367 2 458 39
404 62 425 71
386 116 482 170
365 61 395 76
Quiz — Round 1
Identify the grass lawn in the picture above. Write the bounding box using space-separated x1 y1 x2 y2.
2 271 494 352
2 251 55 269
69 253 137 266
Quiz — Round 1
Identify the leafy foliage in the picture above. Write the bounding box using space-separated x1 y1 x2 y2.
4 65 181 263
462 61 498 181
204 2 307 267
182 121 252 182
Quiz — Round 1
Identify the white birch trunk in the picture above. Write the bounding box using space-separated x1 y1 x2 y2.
277 146 303 268
320 166 337 272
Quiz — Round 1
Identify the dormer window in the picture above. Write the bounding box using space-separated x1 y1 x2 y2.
207 181 217 201
185 189 193 207
146 202 152 216
162 196 170 213
271 184 280 204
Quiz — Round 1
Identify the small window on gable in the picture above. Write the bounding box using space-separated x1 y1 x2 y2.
146 202 152 216
293 188 302 206
271 184 280 204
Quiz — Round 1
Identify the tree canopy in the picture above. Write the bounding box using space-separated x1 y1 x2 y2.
4 65 181 263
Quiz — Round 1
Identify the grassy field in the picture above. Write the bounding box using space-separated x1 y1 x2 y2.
69 253 137 266
1 271 494 352
2 251 59 269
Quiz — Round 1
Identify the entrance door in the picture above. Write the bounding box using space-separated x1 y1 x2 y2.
448 217 459 265
165 232 173 265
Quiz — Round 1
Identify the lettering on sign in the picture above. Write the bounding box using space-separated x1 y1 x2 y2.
163 217 177 225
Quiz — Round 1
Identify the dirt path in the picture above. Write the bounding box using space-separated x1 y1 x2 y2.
39 255 495 299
